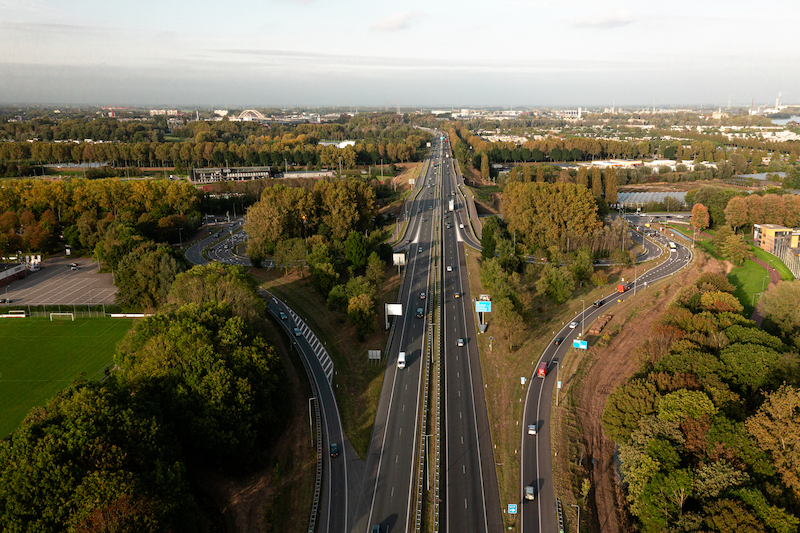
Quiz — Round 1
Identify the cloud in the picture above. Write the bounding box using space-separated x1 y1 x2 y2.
571 9 634 29
370 11 425 32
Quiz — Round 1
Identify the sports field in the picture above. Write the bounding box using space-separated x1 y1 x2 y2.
0 317 134 437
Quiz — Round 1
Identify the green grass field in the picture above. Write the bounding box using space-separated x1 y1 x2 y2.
728 259 769 317
751 247 795 281
0 318 134 437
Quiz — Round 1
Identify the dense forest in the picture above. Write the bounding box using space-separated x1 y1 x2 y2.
0 264 289 531
602 273 800 532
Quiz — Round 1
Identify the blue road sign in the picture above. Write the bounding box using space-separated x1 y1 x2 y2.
475 301 492 313
573 339 588 350
508 503 518 514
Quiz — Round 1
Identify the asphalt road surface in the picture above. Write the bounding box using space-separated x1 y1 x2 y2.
360 140 441 533
440 149 504 533
520 235 693 533
266 294 348 533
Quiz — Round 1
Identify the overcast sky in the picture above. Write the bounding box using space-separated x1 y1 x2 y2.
1 0 798 108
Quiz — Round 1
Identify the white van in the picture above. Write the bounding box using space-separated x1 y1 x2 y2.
397 351 406 370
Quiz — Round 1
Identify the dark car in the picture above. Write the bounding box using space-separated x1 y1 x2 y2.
330 443 339 457
0 298 11 304
554 338 564 346
593 299 603 308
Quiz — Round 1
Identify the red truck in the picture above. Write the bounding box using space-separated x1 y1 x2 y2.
537 362 547 378
617 283 628 293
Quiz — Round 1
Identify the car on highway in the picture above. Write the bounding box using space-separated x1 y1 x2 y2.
420 292 426 300
528 424 537 435
459 223 464 229
416 308 424 318
293 327 302 337
70 265 79 271
554 338 564 345
429 206 433 210
0 298 11 304
330 443 339 457
418 246 423 253
446 265 452 272
525 486 535 501
454 292 460 299
593 299 603 308
568 321 579 329
457 338 465 347
279 311 287 320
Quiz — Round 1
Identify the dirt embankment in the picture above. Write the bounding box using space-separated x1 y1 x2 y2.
576 256 729 532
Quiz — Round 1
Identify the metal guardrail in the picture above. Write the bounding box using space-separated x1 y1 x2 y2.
260 289 323 533
556 498 565 533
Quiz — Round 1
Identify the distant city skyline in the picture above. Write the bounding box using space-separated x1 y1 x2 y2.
1 0 799 107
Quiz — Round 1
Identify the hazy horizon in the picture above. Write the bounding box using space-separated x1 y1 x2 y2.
2 0 799 108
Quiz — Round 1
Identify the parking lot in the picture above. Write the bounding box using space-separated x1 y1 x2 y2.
0 256 116 306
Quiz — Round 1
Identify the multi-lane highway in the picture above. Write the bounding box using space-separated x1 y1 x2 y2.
439 148 503 533
520 231 692 533
360 140 441 533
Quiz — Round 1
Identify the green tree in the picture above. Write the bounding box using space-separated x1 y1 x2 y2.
602 379 659 442
480 153 489 180
720 234 752 265
115 243 183 311
481 219 497 260
167 263 265 325
274 237 307 275
761 280 800 336
535 264 575 304
311 261 339 296
344 230 367 270
658 389 717 422
571 246 594 285
365 252 385 288
347 293 376 341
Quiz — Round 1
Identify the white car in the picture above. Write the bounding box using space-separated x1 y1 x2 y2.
459 224 464 229
568 321 579 329
420 292 426 300
457 338 465 347
528 424 537 435
446 266 452 272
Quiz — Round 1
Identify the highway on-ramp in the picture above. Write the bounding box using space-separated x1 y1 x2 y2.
520 236 692 533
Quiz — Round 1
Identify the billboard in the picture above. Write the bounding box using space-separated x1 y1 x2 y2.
475 301 492 313
386 304 403 316
393 253 406 266
573 339 588 350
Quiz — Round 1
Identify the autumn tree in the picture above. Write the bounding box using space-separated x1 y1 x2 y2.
690 203 710 239
590 166 603 198
501 182 601 252
535 264 575 304
604 167 618 204
746 385 800 497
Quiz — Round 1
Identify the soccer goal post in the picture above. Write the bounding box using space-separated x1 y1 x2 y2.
50 312 75 321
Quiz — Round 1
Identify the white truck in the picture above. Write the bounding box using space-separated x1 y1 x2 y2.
448 199 454 211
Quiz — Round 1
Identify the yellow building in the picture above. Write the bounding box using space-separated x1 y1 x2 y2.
754 224 800 254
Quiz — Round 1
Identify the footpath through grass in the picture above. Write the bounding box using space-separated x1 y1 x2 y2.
0 317 133 437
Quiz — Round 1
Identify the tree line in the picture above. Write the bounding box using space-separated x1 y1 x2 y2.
602 272 800 532
0 178 201 310
0 264 289 531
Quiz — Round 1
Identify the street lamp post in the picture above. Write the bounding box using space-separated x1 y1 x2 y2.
307 397 316 446
762 275 770 291
569 503 581 533
178 228 183 247
634 263 637 295
554 361 560 406
579 300 585 335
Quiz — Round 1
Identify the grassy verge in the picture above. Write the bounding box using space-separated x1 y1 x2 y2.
0 317 133 437
727 259 768 316
250 266 399 458
260 315 316 533
462 245 661 528
751 247 795 280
